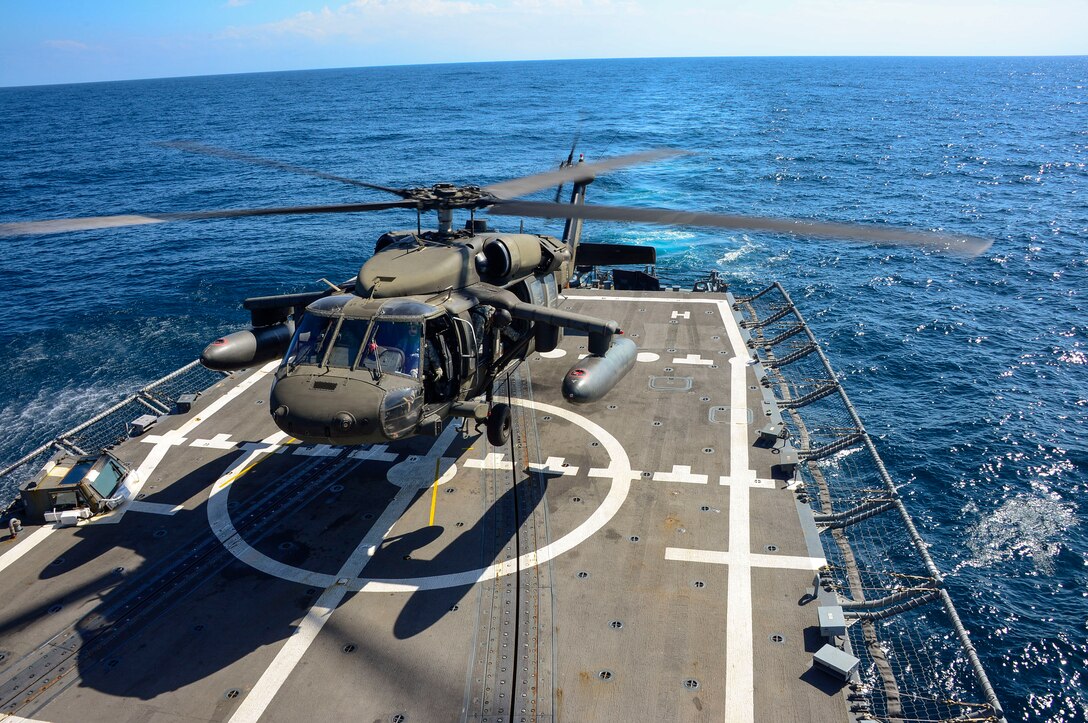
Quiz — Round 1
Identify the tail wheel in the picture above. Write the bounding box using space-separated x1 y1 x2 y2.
487 403 512 447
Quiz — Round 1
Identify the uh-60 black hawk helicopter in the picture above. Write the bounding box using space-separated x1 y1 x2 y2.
0 144 990 449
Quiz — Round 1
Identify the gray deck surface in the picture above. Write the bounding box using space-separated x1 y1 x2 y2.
0 289 850 722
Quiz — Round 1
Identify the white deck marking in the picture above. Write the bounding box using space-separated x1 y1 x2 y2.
665 547 825 571
140 430 188 446
672 353 714 366
0 525 57 575
528 457 578 476
239 440 290 455
126 500 184 516
719 476 777 489
724 296 757 723
210 399 635 593
348 444 398 462
671 310 690 319
291 444 340 458
636 351 660 363
652 465 708 484
588 463 644 479
1 714 53 722
538 349 567 359
190 433 238 450
572 293 830 721
228 422 464 723
93 361 281 525
463 452 513 471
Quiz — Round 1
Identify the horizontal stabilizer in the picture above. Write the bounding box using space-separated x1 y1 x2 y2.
575 243 656 267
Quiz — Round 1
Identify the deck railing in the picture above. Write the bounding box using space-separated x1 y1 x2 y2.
735 281 1004 723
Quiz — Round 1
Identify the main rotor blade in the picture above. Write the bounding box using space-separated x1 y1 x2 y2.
160 141 411 198
483 148 687 200
488 200 992 257
0 200 420 237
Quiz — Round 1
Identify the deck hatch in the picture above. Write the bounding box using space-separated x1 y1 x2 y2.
649 375 692 391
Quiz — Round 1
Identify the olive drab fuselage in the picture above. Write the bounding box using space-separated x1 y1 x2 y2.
267 230 577 445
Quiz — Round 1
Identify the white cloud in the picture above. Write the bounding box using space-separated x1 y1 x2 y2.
43 39 92 52
220 0 496 42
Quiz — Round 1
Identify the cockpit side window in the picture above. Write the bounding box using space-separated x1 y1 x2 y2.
359 320 423 378
284 314 337 367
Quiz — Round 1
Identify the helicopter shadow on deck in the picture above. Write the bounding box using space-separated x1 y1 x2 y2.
0 434 554 703
381 469 551 640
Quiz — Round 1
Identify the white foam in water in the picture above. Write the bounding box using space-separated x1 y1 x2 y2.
964 494 1078 575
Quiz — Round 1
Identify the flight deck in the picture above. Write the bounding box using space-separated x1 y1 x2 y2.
0 287 1003 723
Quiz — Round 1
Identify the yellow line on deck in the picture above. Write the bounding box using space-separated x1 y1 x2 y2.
428 456 441 526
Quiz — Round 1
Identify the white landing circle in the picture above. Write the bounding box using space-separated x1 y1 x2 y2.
636 352 660 363
538 349 567 359
206 399 635 593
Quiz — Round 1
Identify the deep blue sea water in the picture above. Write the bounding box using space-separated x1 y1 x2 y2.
1 57 1085 720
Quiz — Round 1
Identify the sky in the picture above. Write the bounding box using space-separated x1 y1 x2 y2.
1 0 1086 87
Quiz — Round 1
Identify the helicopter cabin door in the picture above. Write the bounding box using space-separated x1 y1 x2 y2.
449 313 478 393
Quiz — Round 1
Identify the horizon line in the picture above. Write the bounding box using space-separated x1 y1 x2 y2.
3 53 1085 90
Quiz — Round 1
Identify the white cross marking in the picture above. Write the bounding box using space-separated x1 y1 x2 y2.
719 476 777 489
190 433 237 450
664 547 825 571
588 463 643 480
240 440 290 455
652 465 708 484
528 456 579 476
464 452 513 470
672 353 714 366
141 430 187 446
292 444 340 458
349 444 398 463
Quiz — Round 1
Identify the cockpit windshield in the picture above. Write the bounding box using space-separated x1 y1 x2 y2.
359 320 422 378
326 319 368 368
284 312 425 378
284 314 336 367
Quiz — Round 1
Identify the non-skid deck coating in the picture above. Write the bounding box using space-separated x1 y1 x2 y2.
0 290 850 723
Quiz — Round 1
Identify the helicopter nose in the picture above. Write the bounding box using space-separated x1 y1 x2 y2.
269 373 385 444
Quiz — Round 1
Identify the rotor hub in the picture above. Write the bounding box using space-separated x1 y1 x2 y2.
402 184 495 211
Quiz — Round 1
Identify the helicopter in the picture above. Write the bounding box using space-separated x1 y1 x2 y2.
0 143 991 448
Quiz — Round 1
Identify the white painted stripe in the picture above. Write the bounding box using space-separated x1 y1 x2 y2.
228 423 462 723
528 457 578 476
572 295 721 305
672 354 714 366
652 465 708 484
664 547 825 571
1 714 54 722
348 445 397 463
191 433 238 450
126 500 184 516
291 444 340 458
723 300 755 723
0 525 57 576
719 476 777 489
93 360 281 525
463 452 512 470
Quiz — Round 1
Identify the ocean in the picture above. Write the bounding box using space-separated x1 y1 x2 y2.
0 57 1084 720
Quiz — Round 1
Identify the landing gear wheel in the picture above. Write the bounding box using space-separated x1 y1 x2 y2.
487 403 512 447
